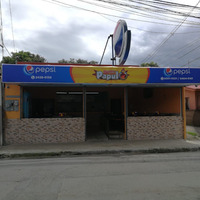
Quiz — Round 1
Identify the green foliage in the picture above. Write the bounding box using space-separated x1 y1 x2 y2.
187 132 197 136
141 62 159 67
1 51 46 64
58 58 98 65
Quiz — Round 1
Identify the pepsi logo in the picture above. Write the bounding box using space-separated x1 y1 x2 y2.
113 20 131 65
164 68 191 77
164 68 172 76
24 65 34 75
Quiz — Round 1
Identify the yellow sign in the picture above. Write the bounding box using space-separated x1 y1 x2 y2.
71 66 150 84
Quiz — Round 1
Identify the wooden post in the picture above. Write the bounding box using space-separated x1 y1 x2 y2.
83 87 86 141
182 87 186 139
124 87 128 140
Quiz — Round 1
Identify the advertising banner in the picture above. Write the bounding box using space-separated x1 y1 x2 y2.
2 64 200 85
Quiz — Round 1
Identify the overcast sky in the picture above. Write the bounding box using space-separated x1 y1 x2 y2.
1 0 200 67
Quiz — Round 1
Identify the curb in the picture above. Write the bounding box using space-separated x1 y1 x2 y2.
1 147 200 159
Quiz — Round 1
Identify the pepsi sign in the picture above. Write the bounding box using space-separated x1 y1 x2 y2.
113 20 131 65
164 68 173 76
164 68 191 77
2 64 73 83
2 64 200 85
24 65 34 75
23 65 56 76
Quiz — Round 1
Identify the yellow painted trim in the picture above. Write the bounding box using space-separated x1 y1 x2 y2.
182 87 186 139
4 84 21 119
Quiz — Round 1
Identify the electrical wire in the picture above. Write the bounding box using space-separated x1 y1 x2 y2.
100 14 200 34
181 55 200 67
42 0 200 67
141 0 200 63
8 0 15 52
4 44 12 57
92 0 200 19
43 0 200 27
0 0 4 59
77 0 200 25
30 0 200 67
162 37 200 65
177 44 200 60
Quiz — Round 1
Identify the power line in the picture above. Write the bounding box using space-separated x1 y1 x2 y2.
43 0 200 27
93 0 200 19
4 45 11 57
9 0 15 52
177 44 200 60
141 0 200 63
181 55 200 67
0 0 12 58
100 14 200 34
77 0 200 25
166 42 200 66
162 37 200 65
0 0 4 59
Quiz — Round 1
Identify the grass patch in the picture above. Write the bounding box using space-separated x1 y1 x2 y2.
187 131 198 136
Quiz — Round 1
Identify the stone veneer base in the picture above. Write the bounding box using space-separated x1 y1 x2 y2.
127 116 184 140
4 116 184 144
5 118 85 144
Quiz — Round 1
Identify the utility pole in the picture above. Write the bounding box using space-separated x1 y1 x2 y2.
0 0 3 146
0 0 4 60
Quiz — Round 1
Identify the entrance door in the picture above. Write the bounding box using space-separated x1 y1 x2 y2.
23 91 30 118
107 98 124 139
85 88 125 140
86 92 108 140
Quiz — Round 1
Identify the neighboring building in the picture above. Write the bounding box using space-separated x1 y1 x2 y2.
185 85 200 126
2 64 199 145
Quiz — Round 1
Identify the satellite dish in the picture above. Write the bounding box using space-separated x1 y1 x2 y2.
113 20 131 65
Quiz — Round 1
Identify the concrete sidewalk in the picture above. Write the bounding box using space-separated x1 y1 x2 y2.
0 139 200 159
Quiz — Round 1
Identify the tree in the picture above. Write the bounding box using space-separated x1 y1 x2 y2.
58 58 98 65
1 51 46 64
141 62 159 67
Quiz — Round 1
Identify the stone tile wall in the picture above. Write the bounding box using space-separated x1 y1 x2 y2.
186 110 200 126
4 118 85 144
127 116 184 140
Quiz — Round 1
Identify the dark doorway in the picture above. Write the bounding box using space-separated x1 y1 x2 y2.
86 92 108 140
111 99 122 115
106 98 124 139
86 88 125 141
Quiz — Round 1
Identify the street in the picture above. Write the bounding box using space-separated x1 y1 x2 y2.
0 152 200 200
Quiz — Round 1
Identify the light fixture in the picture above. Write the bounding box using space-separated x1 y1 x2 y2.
56 91 67 95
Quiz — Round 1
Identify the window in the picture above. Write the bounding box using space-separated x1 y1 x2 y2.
185 97 189 110
23 87 83 118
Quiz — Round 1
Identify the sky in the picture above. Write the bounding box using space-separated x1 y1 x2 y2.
1 0 200 67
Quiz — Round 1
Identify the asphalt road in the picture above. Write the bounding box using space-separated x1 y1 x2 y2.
0 152 200 200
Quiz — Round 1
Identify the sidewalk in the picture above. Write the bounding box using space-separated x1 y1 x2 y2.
0 139 200 159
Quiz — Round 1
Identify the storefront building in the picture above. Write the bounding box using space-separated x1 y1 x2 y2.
185 85 200 126
2 64 199 145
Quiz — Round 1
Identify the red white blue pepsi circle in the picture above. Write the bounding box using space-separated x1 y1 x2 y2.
164 68 173 76
119 30 131 65
113 20 128 57
24 65 34 75
113 20 131 65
